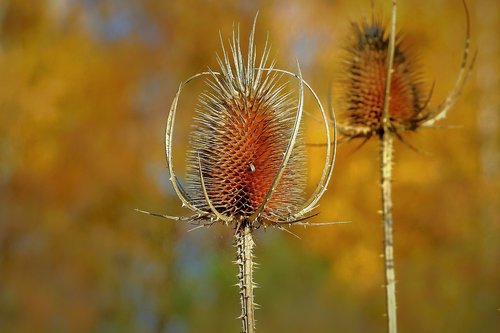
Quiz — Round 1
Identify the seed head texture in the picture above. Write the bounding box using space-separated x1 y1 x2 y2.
185 27 306 224
342 22 425 132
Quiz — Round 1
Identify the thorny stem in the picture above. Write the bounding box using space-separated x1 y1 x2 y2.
380 1 398 332
236 224 256 333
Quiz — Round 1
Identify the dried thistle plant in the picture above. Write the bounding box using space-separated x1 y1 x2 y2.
338 0 475 141
138 14 337 332
335 1 475 332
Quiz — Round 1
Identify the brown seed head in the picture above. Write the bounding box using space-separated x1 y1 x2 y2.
340 21 426 134
160 15 335 230
337 0 475 140
184 23 307 225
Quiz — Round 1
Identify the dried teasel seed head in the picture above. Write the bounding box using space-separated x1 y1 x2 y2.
337 0 475 139
184 20 308 226
340 20 426 134
160 14 334 230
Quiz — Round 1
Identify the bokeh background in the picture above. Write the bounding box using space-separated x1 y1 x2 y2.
0 0 499 332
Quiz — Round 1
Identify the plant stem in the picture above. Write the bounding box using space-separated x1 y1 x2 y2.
380 1 398 332
380 132 397 333
236 224 256 333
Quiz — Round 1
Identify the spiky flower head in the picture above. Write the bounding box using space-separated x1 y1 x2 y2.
342 21 426 133
163 15 334 230
337 2 474 140
185 32 307 223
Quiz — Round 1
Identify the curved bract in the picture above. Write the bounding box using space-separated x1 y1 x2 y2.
421 0 476 127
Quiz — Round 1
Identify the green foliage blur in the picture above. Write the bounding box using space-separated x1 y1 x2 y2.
0 0 498 332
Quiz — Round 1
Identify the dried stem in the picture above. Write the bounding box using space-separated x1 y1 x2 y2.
236 224 256 333
380 1 398 333
380 133 397 333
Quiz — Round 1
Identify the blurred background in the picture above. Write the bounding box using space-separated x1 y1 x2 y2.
0 0 498 332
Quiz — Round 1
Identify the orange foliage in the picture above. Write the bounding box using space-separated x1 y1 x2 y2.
0 0 498 332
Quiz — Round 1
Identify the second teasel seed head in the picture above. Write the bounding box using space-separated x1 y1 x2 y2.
337 19 429 139
343 21 425 133
336 1 475 140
